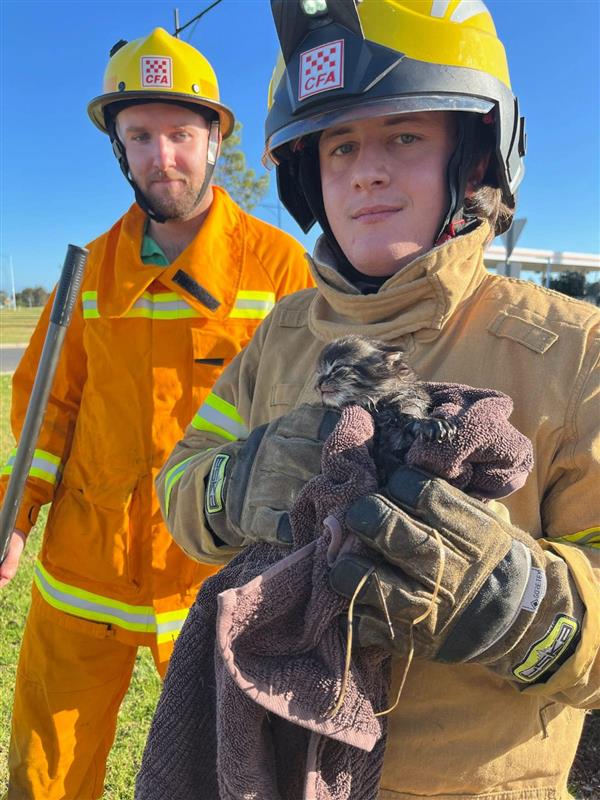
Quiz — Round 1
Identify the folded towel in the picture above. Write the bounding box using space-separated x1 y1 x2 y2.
407 383 533 500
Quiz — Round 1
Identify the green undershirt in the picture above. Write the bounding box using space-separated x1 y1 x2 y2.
141 222 170 266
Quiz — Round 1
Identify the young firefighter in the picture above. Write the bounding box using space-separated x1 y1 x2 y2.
0 27 313 800
158 1 599 797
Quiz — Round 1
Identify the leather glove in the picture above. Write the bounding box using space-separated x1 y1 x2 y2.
329 466 584 685
204 404 339 548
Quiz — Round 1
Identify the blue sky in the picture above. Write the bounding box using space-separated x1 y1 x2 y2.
1 0 599 291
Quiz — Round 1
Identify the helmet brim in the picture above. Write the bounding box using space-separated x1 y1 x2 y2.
88 90 235 138
264 94 494 167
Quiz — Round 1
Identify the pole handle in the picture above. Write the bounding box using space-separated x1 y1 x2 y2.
50 244 88 327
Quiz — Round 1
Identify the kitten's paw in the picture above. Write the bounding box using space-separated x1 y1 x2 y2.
406 417 456 443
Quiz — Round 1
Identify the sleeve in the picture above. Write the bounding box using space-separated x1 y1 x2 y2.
0 288 87 535
156 311 272 565
526 326 600 708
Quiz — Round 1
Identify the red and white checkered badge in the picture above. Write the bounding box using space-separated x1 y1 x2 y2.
298 40 344 101
141 56 173 88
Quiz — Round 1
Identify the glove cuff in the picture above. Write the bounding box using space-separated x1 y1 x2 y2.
438 540 538 663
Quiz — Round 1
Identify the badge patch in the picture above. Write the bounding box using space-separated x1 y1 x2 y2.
299 40 344 101
141 56 173 88
513 614 579 683
206 453 229 514
520 566 547 613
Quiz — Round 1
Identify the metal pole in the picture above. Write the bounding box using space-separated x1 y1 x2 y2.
0 244 88 563
10 255 16 310
174 8 180 37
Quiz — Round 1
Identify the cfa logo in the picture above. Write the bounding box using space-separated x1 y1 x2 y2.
298 40 344 101
141 56 173 88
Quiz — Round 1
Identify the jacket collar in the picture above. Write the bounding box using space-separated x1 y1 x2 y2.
307 221 491 342
97 186 244 319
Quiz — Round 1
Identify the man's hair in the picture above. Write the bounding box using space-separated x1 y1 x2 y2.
463 115 514 237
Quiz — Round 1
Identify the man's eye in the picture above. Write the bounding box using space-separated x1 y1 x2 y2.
131 134 150 143
396 133 418 145
332 142 354 156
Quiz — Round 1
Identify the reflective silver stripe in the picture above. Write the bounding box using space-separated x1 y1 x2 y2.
126 294 200 318
2 447 62 485
431 0 452 18
34 562 156 632
234 299 274 311
450 0 489 23
193 400 248 441
157 617 186 636
82 291 99 319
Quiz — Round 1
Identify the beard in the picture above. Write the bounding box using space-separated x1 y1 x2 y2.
139 171 205 221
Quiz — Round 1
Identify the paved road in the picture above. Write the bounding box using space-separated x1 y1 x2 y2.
0 346 26 374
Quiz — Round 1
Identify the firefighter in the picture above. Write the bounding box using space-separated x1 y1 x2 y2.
156 1 599 797
0 27 313 799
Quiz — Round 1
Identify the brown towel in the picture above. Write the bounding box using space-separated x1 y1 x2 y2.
136 388 533 799
136 406 387 800
407 383 533 500
217 406 388 800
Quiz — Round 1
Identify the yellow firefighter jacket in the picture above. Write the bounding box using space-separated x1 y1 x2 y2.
158 221 600 798
1 186 313 659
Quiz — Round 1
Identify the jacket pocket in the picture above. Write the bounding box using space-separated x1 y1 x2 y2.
43 464 140 589
190 327 242 411
270 383 305 408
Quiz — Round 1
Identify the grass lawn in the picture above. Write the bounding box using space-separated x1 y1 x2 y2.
0 375 161 797
0 307 43 345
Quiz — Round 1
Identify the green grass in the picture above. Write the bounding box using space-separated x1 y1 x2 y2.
0 307 43 345
0 376 161 797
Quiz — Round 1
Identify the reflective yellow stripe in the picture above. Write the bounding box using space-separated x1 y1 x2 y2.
125 292 200 320
230 289 276 320
83 290 201 320
554 527 600 550
164 453 204 517
82 291 100 319
83 288 276 321
191 392 248 441
2 447 62 486
34 561 190 640
156 608 189 645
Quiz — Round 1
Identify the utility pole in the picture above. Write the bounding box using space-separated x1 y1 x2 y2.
172 0 224 39
502 218 526 277
10 255 17 310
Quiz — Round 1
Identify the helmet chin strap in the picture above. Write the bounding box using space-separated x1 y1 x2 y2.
435 113 479 242
108 118 220 225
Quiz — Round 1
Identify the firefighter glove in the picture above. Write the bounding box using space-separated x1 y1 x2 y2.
204 404 339 548
329 466 583 685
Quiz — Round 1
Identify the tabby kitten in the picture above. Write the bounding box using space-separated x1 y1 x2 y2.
315 335 455 477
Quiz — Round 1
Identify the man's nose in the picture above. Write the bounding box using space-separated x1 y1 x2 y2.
152 136 176 170
351 145 390 190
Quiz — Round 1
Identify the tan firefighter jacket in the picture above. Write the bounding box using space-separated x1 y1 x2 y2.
158 220 600 798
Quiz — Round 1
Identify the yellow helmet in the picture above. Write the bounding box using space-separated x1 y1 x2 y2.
265 0 526 235
88 27 234 138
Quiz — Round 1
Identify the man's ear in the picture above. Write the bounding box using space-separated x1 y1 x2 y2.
465 152 491 197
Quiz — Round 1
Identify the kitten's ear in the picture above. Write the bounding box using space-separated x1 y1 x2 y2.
383 348 409 372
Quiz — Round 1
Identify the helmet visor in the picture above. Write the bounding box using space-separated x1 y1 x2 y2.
264 94 494 168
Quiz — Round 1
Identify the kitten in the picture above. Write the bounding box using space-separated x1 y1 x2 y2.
315 335 455 477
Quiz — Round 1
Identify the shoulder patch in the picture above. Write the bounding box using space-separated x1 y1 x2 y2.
488 311 558 354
